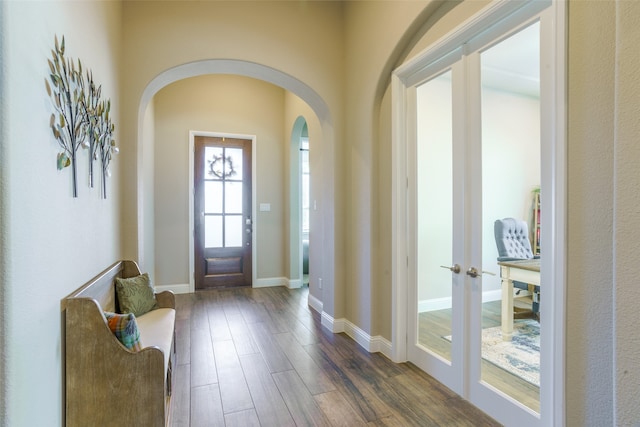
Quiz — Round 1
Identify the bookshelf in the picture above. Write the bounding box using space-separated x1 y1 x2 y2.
532 191 541 255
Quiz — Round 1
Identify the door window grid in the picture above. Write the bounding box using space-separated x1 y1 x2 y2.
204 146 243 248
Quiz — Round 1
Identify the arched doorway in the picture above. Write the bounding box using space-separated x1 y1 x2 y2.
288 116 309 289
136 60 334 314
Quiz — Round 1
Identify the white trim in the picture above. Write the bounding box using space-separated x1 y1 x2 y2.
307 292 323 314
188 131 257 293
287 279 303 289
320 311 335 333
289 117 307 290
253 277 287 288
155 283 190 295
370 336 393 360
319 313 393 360
540 2 567 426
390 72 409 364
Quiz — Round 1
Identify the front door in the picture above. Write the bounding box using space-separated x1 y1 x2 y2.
194 136 252 289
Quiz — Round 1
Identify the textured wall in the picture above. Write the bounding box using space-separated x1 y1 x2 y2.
566 1 616 425
612 1 640 424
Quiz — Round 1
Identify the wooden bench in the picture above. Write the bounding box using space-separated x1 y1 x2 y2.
62 260 176 426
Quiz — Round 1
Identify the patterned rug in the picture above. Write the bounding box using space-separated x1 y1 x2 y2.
444 319 540 387
480 319 540 386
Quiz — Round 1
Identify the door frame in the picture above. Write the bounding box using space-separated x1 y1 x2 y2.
189 130 257 292
390 1 566 425
288 116 308 289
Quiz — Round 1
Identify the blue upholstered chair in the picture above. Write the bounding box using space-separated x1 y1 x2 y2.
494 218 540 315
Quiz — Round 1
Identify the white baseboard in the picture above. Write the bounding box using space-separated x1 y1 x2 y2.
254 277 304 289
253 277 288 288
319 312 393 360
287 279 303 289
308 292 323 314
162 277 302 292
155 283 190 294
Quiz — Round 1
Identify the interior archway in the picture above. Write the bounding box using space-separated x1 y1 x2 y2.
135 60 335 313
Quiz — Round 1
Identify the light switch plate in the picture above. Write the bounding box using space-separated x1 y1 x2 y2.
259 203 271 212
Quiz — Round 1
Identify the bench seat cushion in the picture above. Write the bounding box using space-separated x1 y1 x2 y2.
136 308 176 373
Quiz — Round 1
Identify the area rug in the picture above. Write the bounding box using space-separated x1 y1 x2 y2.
444 319 540 387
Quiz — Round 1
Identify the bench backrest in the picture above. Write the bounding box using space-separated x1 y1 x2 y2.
61 260 142 312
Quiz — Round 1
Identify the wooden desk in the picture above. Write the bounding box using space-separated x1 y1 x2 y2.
498 259 540 341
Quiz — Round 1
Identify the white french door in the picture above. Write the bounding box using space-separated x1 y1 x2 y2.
394 1 565 426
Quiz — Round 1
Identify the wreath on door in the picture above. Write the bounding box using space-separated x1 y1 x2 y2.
208 154 237 179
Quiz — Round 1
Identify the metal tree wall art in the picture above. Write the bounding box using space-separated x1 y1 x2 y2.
84 70 102 189
45 35 87 197
96 99 118 198
44 35 118 198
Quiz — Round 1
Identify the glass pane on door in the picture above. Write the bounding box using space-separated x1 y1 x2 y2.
416 70 454 362
480 22 541 412
203 146 245 249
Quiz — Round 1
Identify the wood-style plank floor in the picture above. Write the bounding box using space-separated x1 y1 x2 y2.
419 298 540 413
170 286 500 426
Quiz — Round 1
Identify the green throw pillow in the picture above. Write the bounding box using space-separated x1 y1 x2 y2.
115 273 158 317
104 311 142 352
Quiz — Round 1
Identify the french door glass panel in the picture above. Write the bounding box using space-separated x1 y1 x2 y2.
479 21 541 413
416 70 454 362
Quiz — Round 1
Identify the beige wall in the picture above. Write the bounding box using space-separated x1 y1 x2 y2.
566 1 615 422
612 2 640 424
1 1 122 425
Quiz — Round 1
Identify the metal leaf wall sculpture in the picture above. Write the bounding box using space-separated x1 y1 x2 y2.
84 70 102 190
45 35 118 198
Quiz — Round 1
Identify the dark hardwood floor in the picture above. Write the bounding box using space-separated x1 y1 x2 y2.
170 286 500 426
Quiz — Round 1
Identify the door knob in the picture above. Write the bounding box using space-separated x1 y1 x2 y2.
466 267 496 278
440 264 461 274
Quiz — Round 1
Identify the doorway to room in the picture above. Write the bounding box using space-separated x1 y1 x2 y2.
289 116 311 289
392 1 565 426
300 125 310 286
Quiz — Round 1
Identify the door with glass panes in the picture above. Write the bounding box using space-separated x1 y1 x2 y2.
194 136 252 289
403 10 550 425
